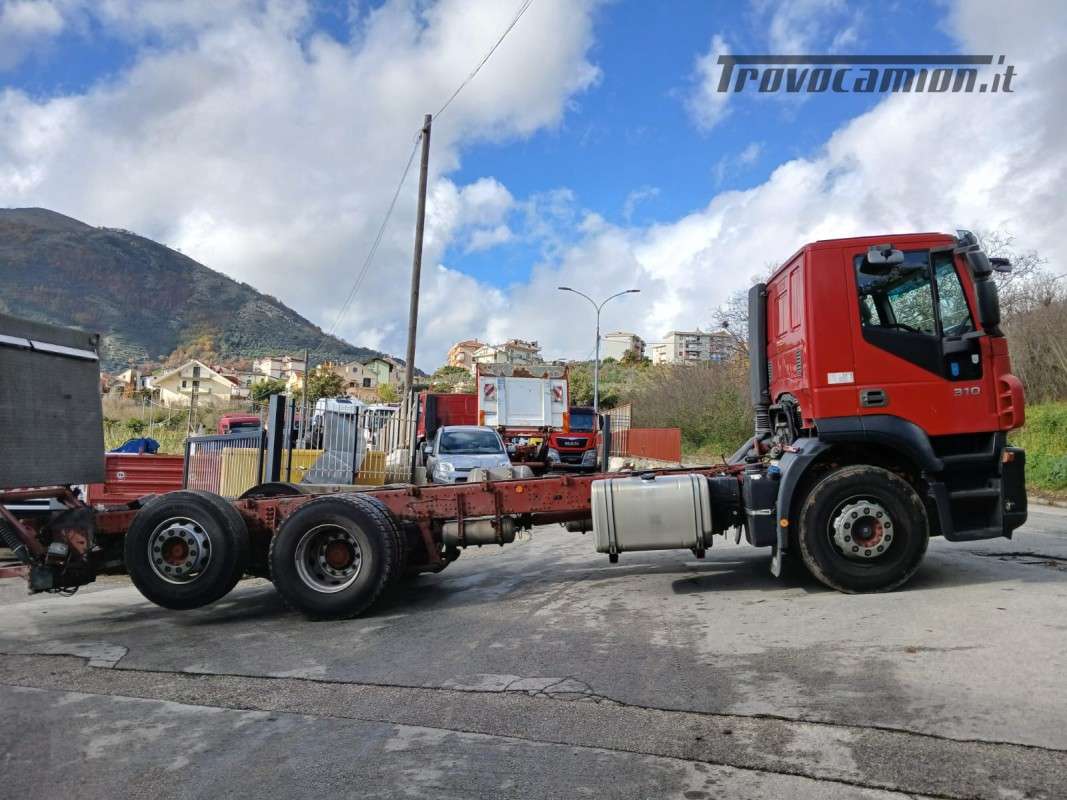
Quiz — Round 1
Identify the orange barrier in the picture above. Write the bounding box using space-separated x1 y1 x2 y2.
614 427 682 463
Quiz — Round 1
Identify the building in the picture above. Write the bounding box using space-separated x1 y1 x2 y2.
155 360 240 407
472 339 542 367
601 331 646 361
252 354 306 381
363 356 405 388
322 359 380 402
650 329 734 365
447 339 485 373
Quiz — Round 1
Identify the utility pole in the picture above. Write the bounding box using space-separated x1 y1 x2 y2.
403 113 432 396
298 347 309 448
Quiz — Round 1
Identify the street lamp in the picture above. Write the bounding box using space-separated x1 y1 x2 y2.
557 287 640 415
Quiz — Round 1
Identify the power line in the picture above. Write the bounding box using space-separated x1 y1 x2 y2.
317 0 537 357
434 0 536 120
314 135 421 357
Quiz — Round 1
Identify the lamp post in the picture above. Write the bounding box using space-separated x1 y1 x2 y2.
557 287 640 415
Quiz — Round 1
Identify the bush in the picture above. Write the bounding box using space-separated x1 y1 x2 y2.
628 361 751 458
1012 403 1067 493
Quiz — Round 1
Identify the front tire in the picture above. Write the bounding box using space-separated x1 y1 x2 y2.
796 465 928 593
124 490 250 610
269 494 399 619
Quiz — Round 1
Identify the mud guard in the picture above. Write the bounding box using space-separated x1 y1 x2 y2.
770 438 830 577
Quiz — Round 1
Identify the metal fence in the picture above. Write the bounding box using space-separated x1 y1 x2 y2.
604 404 632 457
183 392 419 497
602 403 682 463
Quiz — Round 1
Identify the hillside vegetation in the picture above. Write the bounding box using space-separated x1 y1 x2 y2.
0 207 385 370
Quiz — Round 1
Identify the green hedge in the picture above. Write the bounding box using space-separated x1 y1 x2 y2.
1012 403 1067 493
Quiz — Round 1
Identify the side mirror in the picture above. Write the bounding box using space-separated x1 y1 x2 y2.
990 257 1012 273
966 250 993 277
976 278 1001 332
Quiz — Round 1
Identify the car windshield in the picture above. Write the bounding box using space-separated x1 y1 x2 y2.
439 430 503 455
228 420 260 430
569 412 597 432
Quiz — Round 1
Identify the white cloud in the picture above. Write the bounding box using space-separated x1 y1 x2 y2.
465 224 512 253
754 0 859 54
621 185 659 222
4 0 1064 375
470 1 1067 360
0 0 601 369
0 0 65 68
685 34 732 132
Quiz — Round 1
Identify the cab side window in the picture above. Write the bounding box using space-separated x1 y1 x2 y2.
933 252 975 336
855 250 936 334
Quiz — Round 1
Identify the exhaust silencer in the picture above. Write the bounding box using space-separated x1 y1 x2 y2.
442 517 517 547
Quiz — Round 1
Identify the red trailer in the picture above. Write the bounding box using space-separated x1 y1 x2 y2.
0 232 1029 620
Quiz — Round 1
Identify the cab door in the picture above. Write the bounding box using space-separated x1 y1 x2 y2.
848 246 993 436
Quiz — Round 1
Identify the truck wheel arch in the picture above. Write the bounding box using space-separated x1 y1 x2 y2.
776 434 928 558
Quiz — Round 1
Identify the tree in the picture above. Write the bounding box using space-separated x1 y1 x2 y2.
429 365 473 393
620 348 649 367
303 370 345 405
251 377 287 402
377 383 399 403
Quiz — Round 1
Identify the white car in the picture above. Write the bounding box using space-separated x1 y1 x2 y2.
424 425 512 484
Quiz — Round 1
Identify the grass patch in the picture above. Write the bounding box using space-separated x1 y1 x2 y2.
1011 403 1067 497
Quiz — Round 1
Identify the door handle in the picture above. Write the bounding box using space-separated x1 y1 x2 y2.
860 388 888 408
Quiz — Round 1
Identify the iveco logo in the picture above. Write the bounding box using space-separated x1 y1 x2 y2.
953 386 981 397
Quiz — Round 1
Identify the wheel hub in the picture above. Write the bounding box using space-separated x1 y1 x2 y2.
831 500 894 560
148 517 212 583
295 525 363 593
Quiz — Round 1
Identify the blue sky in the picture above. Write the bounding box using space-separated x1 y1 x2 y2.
1 0 1061 366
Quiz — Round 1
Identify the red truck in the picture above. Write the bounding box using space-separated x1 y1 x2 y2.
217 413 261 435
546 406 601 471
0 230 1028 619
416 391 478 447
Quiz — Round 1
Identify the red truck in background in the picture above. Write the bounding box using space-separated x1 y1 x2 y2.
546 406 602 471
416 391 478 447
217 413 261 435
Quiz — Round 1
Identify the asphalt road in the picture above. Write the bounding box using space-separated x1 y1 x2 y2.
2 504 1067 799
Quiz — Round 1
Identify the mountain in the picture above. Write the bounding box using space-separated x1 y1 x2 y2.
0 208 390 371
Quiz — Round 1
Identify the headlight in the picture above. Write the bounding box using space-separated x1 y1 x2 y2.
438 461 455 474
547 448 560 462
581 448 598 466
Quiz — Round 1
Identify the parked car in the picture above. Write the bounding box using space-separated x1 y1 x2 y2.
424 425 511 484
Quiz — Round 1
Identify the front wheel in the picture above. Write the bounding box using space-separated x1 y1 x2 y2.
796 465 929 593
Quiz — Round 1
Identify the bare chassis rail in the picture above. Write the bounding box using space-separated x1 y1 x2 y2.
1 465 742 577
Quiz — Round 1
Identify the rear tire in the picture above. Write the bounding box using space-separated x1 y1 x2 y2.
796 465 928 593
125 490 250 610
269 493 399 619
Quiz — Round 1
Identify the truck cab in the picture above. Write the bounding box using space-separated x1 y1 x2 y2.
547 406 601 471
742 231 1027 587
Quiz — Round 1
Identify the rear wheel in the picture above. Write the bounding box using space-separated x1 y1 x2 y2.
796 465 928 593
125 490 250 609
269 494 399 619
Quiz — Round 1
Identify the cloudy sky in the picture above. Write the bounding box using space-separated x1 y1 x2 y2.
1 0 1065 369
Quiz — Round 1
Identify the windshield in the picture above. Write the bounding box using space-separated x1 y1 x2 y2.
227 420 260 431
569 411 597 432
439 429 504 455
